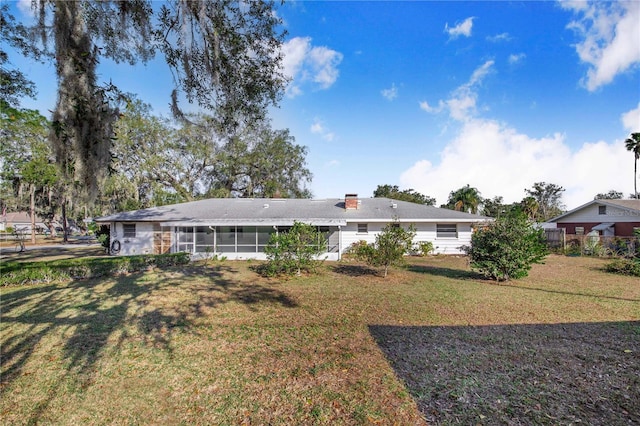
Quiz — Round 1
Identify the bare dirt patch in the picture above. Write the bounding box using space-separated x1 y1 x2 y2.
370 321 639 425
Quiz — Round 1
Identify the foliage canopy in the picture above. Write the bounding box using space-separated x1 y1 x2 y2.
0 103 58 217
443 184 482 214
16 0 287 203
107 100 311 214
464 213 548 281
373 185 435 205
525 182 565 222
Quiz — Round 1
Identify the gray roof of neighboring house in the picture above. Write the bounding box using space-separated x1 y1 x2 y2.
96 197 490 226
3 212 47 224
547 199 640 222
603 199 640 211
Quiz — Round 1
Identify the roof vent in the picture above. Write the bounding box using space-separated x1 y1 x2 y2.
263 203 269 209
391 203 398 209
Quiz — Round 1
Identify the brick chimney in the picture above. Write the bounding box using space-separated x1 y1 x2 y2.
345 193 358 210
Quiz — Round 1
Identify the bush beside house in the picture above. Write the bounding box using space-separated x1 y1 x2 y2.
464 213 548 281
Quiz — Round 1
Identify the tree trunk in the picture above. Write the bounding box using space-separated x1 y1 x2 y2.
30 184 36 244
61 198 68 243
635 159 638 199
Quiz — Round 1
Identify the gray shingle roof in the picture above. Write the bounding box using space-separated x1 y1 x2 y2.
547 198 640 222
603 199 640 211
96 197 490 225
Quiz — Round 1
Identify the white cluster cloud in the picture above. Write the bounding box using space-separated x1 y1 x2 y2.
405 61 632 210
310 118 335 142
562 1 640 91
381 83 398 101
444 17 475 40
419 60 494 121
486 33 511 43
280 37 343 98
508 53 526 65
622 102 640 133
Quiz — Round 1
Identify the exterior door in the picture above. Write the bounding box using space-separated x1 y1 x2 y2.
153 224 172 254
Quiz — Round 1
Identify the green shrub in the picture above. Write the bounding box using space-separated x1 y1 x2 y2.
346 240 376 260
463 213 548 281
414 241 434 256
94 224 111 250
603 258 640 277
348 223 416 277
262 221 326 277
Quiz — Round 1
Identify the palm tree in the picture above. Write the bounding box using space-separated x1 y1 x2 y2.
625 133 640 199
447 184 482 214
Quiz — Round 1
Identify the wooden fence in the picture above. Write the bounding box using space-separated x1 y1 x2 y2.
544 228 566 250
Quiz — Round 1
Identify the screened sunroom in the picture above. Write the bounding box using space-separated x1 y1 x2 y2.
170 225 341 259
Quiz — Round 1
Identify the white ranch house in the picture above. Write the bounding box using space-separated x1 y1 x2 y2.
96 194 490 260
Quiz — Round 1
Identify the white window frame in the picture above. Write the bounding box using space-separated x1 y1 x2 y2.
123 223 136 238
436 224 458 239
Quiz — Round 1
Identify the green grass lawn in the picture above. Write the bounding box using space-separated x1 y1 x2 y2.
1 255 638 425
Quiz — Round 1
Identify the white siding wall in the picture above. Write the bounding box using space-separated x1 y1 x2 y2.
341 222 473 256
110 221 475 258
111 222 155 256
340 222 386 249
559 204 640 223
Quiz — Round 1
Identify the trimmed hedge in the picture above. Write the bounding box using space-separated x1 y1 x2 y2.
0 252 191 286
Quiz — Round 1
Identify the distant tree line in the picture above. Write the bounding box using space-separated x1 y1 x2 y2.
374 182 632 222
1 101 312 233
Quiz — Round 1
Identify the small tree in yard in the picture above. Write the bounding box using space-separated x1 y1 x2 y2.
263 221 326 276
350 223 416 277
464 213 548 281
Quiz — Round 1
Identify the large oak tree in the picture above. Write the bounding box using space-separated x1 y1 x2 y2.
22 0 287 203
107 100 311 214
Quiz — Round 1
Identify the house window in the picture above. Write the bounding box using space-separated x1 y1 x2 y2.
575 227 584 235
437 224 457 238
598 206 606 215
123 224 136 238
357 223 368 234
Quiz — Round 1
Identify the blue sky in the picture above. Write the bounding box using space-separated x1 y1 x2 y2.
10 1 640 210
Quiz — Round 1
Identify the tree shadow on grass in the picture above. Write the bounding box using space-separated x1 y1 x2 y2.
406 263 640 302
0 263 298 423
369 322 640 425
331 264 379 277
405 264 485 280
483 281 640 303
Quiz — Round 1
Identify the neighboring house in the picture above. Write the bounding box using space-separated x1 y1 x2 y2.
1 212 48 233
545 199 640 237
95 194 490 260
